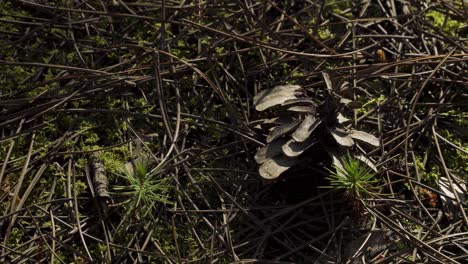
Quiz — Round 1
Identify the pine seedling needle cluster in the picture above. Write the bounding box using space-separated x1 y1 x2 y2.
113 158 172 220
326 154 379 199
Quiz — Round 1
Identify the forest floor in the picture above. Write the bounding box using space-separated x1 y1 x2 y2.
0 1 467 263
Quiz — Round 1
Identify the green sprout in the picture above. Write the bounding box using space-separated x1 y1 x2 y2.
326 154 379 199
113 157 172 221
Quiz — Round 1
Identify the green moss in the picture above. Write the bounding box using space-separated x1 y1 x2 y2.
97 146 128 174
439 129 468 179
8 227 23 247
215 46 225 54
317 28 334 39
414 156 440 184
356 94 386 115
74 180 87 196
90 35 107 47
326 0 353 18
291 69 304 78
425 10 466 37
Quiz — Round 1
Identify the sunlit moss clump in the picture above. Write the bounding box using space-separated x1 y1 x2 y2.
425 10 467 37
